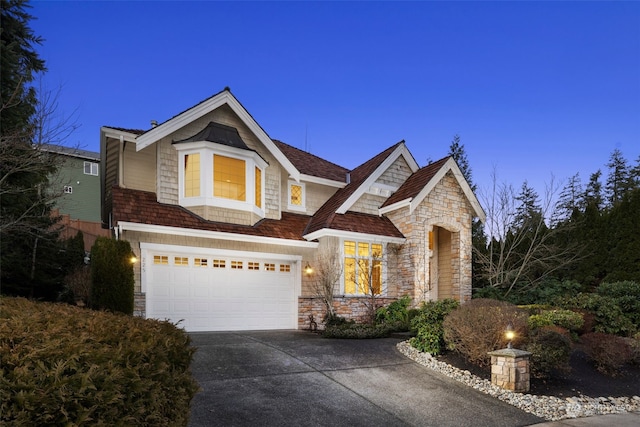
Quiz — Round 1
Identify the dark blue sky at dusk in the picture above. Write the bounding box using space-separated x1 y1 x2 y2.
30 1 640 202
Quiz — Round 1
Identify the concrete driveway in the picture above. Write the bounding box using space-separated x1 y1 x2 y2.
188 330 543 427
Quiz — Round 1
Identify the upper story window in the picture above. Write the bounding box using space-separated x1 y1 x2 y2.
287 181 306 212
84 161 99 176
344 240 383 296
176 141 267 216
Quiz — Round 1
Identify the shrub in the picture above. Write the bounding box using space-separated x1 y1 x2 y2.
629 333 640 365
527 309 584 333
408 299 459 355
553 293 636 337
525 326 572 379
322 323 391 339
376 295 411 331
0 297 199 426
443 299 528 367
58 266 92 306
581 332 633 375
596 281 640 328
90 237 135 315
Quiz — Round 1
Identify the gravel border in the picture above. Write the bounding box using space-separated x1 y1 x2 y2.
397 340 640 421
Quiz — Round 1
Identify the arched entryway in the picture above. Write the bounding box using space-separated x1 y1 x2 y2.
430 225 459 301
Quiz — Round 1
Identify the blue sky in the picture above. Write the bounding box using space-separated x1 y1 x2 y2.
31 1 640 201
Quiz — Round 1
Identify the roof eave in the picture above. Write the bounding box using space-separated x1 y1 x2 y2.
303 227 406 244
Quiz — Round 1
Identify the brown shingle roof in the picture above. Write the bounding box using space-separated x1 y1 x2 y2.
273 140 349 182
381 156 451 208
103 126 146 135
112 186 312 241
328 211 404 238
304 142 404 236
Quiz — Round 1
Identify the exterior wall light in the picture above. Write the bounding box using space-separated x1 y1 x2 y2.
505 322 515 349
130 255 138 264
304 262 313 276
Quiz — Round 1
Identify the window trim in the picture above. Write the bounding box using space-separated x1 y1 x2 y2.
84 161 99 176
342 239 386 296
176 141 266 216
287 181 306 212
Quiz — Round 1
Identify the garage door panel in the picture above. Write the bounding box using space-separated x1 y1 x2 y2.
146 252 297 332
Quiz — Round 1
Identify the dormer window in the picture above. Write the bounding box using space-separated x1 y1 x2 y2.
174 122 267 216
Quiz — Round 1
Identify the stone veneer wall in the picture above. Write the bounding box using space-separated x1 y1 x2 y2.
298 296 397 329
385 171 475 305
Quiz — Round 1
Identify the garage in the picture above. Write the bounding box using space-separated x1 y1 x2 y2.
141 244 300 332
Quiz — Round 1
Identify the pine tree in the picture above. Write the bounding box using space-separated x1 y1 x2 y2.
605 149 631 206
554 173 583 225
448 134 475 191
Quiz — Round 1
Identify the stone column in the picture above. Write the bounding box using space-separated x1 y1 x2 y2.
487 348 532 393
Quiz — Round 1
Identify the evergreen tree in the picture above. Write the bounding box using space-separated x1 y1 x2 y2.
584 170 604 211
554 173 583 225
448 134 475 191
605 149 631 206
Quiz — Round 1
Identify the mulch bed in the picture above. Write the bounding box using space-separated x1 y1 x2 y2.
437 349 640 398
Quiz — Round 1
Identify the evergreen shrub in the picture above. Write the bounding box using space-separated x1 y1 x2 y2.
525 326 572 378
90 237 134 315
595 281 640 327
442 299 528 367
553 293 636 337
375 295 411 331
527 309 584 333
0 297 199 426
409 299 459 355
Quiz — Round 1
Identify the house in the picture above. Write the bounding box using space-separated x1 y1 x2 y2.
100 88 485 332
42 144 110 251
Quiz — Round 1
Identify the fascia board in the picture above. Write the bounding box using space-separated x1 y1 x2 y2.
300 174 346 188
101 127 138 143
134 92 301 182
378 198 412 215
336 144 411 214
303 228 406 244
118 221 318 249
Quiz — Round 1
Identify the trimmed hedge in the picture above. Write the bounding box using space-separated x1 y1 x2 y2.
90 237 135 314
0 297 199 426
409 299 459 355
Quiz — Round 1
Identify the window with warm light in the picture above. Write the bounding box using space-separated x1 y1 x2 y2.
288 181 305 211
214 155 246 201
184 153 201 197
344 241 383 295
255 167 262 209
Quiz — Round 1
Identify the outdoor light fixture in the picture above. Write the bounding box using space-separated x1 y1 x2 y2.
130 255 138 264
304 262 313 276
505 322 515 349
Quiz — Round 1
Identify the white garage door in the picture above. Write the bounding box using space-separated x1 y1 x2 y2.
143 247 298 332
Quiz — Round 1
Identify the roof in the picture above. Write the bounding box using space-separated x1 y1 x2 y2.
273 140 349 182
112 186 312 242
304 142 404 237
41 144 100 161
382 156 451 208
173 121 251 150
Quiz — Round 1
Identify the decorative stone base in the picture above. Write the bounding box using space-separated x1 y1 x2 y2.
488 348 531 393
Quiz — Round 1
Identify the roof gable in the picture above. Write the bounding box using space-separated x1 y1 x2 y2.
303 141 417 237
380 156 486 221
133 88 301 181
273 140 349 183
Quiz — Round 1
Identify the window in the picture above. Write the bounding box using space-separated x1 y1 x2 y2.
264 263 275 271
214 155 246 201
344 241 383 295
213 259 226 268
174 256 189 266
63 185 73 194
231 260 243 269
279 264 291 272
84 161 98 176
153 255 169 265
184 153 201 197
194 258 208 267
176 142 266 216
255 167 262 209
248 262 260 270
288 181 306 211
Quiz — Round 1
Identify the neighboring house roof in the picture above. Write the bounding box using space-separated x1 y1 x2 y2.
273 140 349 183
112 186 313 243
41 144 100 161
